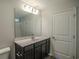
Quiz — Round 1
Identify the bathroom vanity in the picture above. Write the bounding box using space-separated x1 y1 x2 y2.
14 1 49 59
15 37 50 59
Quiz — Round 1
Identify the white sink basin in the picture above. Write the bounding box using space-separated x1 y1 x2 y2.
33 37 41 39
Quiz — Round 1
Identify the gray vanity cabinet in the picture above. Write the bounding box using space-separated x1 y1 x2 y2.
15 38 50 59
24 45 34 59
35 45 42 59
35 40 47 59
15 44 34 59
42 43 47 58
15 44 23 59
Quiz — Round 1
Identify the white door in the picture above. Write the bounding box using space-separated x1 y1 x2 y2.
52 9 76 59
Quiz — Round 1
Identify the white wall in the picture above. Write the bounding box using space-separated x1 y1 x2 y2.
41 11 53 56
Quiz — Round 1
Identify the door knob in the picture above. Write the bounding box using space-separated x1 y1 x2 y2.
52 36 56 40
52 36 55 39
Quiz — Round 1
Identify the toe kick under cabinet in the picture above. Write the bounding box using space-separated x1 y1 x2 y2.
15 38 50 59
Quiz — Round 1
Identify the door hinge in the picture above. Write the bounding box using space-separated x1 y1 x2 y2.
73 35 75 39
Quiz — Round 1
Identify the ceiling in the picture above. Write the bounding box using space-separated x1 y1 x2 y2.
12 0 79 14
21 0 79 12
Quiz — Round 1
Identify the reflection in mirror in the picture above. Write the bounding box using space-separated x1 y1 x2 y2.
14 6 42 37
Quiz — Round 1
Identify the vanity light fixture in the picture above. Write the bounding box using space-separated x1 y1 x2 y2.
23 4 33 13
33 8 39 15
22 4 39 15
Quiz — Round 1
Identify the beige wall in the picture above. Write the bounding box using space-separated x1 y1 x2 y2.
0 1 14 48
77 7 79 59
0 1 15 59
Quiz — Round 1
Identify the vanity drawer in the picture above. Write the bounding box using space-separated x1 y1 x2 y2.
35 40 46 47
24 45 34 51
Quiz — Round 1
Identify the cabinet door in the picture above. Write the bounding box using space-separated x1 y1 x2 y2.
24 45 34 59
35 46 42 59
15 44 23 59
16 53 23 59
46 39 50 55
24 49 34 59
42 44 47 59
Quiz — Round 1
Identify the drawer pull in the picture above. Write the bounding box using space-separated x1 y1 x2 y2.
16 53 20 56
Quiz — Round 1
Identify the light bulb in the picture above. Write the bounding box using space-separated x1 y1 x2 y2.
22 4 39 15
22 4 33 13
33 8 39 15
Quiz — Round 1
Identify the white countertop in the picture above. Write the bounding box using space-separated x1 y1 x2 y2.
15 36 50 47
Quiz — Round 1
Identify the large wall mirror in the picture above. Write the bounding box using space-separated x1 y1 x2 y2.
14 2 42 37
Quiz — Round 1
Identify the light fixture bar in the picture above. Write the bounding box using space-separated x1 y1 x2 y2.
22 4 39 15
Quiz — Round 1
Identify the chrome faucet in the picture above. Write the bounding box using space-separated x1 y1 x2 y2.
31 34 34 40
